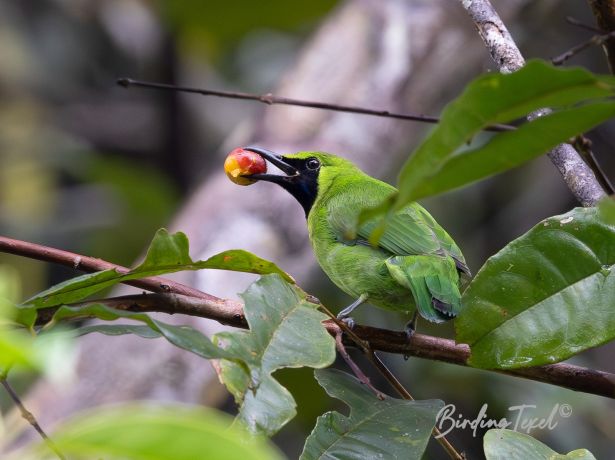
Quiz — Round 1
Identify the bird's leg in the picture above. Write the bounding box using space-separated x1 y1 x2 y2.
337 293 368 329
405 311 418 340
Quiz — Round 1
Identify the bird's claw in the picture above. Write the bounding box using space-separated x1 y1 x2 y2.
337 315 356 330
404 324 415 341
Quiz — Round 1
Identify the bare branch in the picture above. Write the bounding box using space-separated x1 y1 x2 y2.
566 16 604 34
460 0 607 207
551 30 615 65
1 378 65 460
117 78 514 133
587 0 615 72
334 332 385 400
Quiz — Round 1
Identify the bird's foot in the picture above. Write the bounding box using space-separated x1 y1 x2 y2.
337 315 356 330
403 313 418 360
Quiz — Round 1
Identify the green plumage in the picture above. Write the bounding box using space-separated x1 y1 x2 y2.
243 147 469 324
292 152 468 323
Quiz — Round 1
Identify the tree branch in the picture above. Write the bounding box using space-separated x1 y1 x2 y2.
36 292 615 401
551 29 615 65
1 377 66 460
587 0 615 72
460 0 608 207
117 78 515 133
3 234 614 400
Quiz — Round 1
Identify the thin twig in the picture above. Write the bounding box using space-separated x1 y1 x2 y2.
3 235 615 399
334 332 385 400
116 78 515 133
317 304 464 460
587 1 615 73
566 16 604 33
0 378 66 460
459 0 607 207
551 29 615 65
572 135 615 194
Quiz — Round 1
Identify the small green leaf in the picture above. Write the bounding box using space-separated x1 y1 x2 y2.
215 274 336 436
51 303 227 360
392 61 615 208
24 228 294 308
45 404 284 460
76 323 162 339
484 429 596 460
46 275 335 436
301 369 443 460
457 207 615 369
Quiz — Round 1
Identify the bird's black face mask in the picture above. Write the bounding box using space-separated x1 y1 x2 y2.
244 146 320 217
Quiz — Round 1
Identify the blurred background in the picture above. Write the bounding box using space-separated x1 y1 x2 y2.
1 0 614 458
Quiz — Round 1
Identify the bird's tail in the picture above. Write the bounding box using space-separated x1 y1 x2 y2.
385 254 462 323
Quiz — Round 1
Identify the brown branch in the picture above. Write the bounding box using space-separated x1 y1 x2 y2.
1 377 66 460
587 0 615 73
334 332 385 400
0 236 244 324
459 0 608 207
4 235 615 401
566 16 604 34
116 78 515 133
31 292 615 401
551 29 615 65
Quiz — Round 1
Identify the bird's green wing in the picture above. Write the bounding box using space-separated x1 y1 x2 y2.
357 203 469 274
359 204 442 255
324 179 469 274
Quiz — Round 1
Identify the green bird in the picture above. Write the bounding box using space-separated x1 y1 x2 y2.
244 147 470 332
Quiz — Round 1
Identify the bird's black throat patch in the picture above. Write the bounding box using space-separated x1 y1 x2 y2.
276 157 319 218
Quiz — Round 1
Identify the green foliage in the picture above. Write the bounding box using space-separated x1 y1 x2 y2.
216 275 336 436
457 207 615 369
25 404 284 460
301 369 442 460
0 291 71 376
362 61 615 230
22 228 293 315
483 429 596 460
42 275 334 437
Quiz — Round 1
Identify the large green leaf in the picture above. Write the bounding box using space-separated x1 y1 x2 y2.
215 275 336 436
484 429 596 460
23 228 293 309
457 207 615 369
46 275 335 436
409 103 615 200
361 61 615 224
301 369 443 460
23 404 284 460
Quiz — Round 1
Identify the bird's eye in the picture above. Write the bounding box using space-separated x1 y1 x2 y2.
306 158 320 170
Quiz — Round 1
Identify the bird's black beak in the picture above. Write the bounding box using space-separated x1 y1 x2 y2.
243 146 299 182
242 146 318 217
